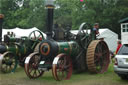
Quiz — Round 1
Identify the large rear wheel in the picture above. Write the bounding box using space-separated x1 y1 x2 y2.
86 40 110 73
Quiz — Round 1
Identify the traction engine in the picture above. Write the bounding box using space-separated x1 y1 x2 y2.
24 0 110 81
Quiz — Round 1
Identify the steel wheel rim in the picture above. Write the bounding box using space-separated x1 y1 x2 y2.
25 52 44 78
52 54 72 81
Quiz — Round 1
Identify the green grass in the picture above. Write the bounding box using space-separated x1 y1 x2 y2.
0 63 128 85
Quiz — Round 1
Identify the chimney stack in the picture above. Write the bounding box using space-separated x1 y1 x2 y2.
45 0 54 39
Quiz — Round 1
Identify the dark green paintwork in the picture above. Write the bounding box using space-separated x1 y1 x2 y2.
57 41 80 56
6 45 18 54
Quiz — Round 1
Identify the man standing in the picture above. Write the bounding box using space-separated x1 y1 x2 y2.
92 23 99 39
115 40 122 54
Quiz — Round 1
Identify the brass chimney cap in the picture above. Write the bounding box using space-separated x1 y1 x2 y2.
0 14 4 19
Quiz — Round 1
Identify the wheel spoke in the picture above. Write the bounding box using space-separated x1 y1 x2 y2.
34 70 38 77
37 34 41 39
33 31 36 39
29 67 33 73
38 69 41 74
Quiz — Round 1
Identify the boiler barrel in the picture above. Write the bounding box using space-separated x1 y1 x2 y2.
39 40 80 57
57 41 80 56
0 44 26 55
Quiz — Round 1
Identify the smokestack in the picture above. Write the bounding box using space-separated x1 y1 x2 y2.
45 0 54 39
0 14 4 42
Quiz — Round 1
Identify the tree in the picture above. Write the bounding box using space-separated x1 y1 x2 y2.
0 0 46 31
0 0 19 29
1 0 128 38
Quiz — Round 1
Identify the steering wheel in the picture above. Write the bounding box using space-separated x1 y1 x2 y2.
28 30 45 41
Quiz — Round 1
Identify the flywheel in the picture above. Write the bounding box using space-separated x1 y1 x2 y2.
86 40 110 73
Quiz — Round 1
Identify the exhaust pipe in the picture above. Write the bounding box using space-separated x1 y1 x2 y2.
45 0 54 39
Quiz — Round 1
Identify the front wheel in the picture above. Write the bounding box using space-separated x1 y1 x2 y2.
24 52 44 79
0 52 17 73
52 53 72 81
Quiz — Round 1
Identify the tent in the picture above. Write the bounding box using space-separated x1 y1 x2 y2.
2 27 46 40
71 29 118 52
97 29 118 52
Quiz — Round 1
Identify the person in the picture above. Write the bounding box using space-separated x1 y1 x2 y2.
92 23 99 39
110 50 115 59
115 40 122 54
109 50 115 63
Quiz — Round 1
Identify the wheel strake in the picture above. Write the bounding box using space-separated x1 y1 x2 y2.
86 40 110 73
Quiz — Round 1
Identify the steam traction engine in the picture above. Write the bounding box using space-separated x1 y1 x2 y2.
24 0 110 81
0 30 44 73
0 15 45 73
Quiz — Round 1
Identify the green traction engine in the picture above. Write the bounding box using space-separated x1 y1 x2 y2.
0 15 44 73
24 0 110 81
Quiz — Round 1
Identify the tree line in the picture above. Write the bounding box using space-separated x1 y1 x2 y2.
0 0 128 38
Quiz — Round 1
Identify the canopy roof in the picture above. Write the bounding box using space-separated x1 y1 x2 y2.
119 17 128 23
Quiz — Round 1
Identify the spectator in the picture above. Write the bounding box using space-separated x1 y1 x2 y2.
115 40 122 54
110 50 115 59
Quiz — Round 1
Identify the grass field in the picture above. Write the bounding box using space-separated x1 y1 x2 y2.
0 63 128 85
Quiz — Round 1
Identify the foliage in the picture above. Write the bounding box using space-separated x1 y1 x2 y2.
0 0 46 31
0 0 128 38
